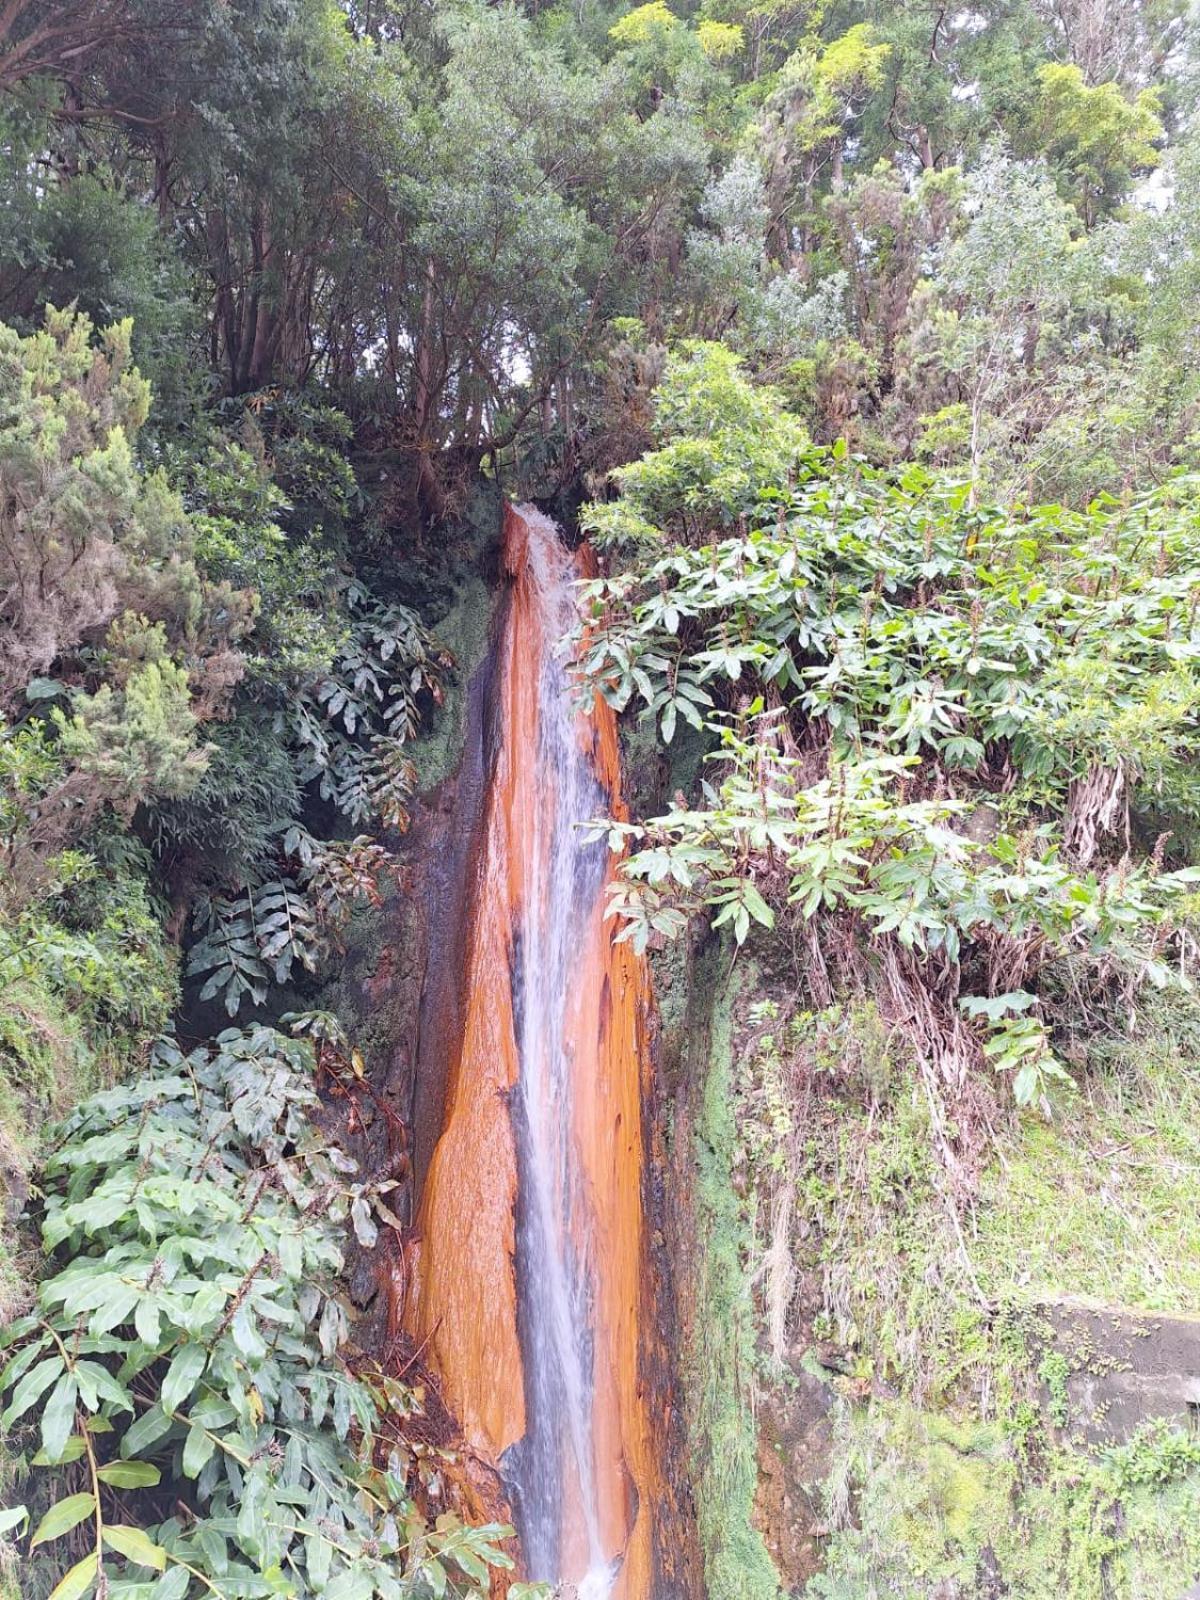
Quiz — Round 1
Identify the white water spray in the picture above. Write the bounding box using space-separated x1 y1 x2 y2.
505 508 616 1599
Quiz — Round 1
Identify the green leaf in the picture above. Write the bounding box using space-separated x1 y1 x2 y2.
326 1570 374 1600
181 1423 216 1478
41 1375 79 1464
1013 1062 1040 1106
26 676 67 701
48 1553 97 1600
0 1336 50 1397
0 1505 27 1535
306 1532 333 1589
33 1437 86 1466
104 1525 168 1572
422 1558 447 1599
741 882 776 929
120 1403 172 1457
959 991 1037 1020
148 1565 189 1600
230 1305 266 1362
1 1356 64 1428
30 1493 96 1548
133 1299 161 1348
74 1360 133 1414
160 1344 207 1413
97 1461 162 1489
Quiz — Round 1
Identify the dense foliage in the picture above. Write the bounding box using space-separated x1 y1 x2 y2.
582 349 1200 1127
1 1023 517 1599
2 0 1200 1596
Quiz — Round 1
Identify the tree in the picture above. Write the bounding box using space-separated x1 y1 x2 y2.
1028 62 1163 225
760 25 892 259
585 341 808 546
0 308 153 700
932 150 1087 502
0 0 186 91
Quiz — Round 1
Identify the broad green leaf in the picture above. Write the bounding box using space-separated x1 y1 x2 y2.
181 1423 216 1478
278 1232 303 1278
306 1532 333 1589
422 1558 447 1600
1013 1062 1040 1106
33 1437 86 1466
0 1337 50 1397
196 1522 228 1574
230 1305 266 1363
148 1565 189 1600
160 1344 206 1413
74 1360 132 1415
133 1299 161 1348
41 1375 79 1464
1 1356 64 1428
30 1493 96 1547
104 1525 168 1572
120 1403 172 1458
325 1569 374 1600
0 1505 27 1535
97 1461 162 1489
47 1552 97 1600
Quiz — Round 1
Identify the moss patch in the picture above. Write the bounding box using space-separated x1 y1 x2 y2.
408 487 503 794
810 1405 1200 1600
684 946 783 1600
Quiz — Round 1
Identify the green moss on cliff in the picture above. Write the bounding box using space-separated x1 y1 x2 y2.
684 949 783 1600
812 1405 1200 1600
408 487 503 793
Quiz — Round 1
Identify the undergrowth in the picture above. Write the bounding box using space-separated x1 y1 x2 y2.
0 1023 516 1600
723 983 1200 1596
809 1406 1200 1600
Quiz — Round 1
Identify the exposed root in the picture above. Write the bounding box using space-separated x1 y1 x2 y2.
757 1179 797 1369
1064 760 1128 865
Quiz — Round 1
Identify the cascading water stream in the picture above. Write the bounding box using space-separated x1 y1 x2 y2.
507 515 614 1590
405 504 661 1599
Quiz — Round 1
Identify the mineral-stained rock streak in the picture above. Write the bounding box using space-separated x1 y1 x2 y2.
406 504 660 1599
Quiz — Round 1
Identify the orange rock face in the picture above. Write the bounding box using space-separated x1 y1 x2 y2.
405 504 661 1598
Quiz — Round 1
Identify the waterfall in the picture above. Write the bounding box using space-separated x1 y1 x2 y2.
405 504 659 1599
505 508 613 1590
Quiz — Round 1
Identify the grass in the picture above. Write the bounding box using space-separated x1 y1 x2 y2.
808 1402 1200 1600
0 979 99 1322
973 1038 1200 1314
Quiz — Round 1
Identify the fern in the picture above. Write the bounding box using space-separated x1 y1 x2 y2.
252 877 322 982
365 736 418 831
303 836 400 935
187 880 320 1015
187 840 401 1014
186 893 271 1015
289 588 450 827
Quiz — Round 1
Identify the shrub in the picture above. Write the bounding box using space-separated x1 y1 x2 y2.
0 1025 515 1599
